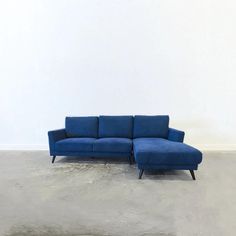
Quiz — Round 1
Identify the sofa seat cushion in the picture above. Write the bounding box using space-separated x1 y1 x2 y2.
133 138 202 166
93 138 132 153
55 138 96 152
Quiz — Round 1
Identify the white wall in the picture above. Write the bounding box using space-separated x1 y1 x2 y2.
1 0 236 150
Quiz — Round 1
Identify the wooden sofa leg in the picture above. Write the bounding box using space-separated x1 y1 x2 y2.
190 170 196 180
52 156 56 164
138 169 144 179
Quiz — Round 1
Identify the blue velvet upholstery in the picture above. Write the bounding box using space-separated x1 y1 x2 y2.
55 138 96 152
133 138 202 166
52 151 131 158
48 129 67 155
66 117 98 138
48 116 203 177
133 115 169 138
168 128 185 142
99 116 133 138
137 163 198 170
93 138 132 153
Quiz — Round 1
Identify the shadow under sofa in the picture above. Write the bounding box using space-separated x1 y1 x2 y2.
48 115 202 180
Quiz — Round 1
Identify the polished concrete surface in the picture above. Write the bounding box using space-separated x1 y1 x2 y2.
0 151 235 236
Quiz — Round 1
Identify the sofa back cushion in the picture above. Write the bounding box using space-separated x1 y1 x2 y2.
65 117 98 138
133 115 169 138
99 116 133 138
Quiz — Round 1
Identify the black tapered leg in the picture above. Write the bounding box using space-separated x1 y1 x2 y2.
128 156 132 165
190 170 196 180
52 156 56 164
138 169 144 179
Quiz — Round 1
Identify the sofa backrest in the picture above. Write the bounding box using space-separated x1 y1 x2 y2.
65 117 98 138
98 116 133 138
133 115 169 138
65 115 169 139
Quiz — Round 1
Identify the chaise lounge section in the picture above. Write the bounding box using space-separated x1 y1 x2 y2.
48 115 202 180
133 138 202 179
132 116 202 179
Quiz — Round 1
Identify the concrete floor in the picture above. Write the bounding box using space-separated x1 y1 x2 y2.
0 151 235 236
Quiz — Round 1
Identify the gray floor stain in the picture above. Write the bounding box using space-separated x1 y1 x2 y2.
5 225 108 236
5 225 175 236
141 234 175 236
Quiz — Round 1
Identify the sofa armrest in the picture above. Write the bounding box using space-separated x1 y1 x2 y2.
168 128 185 143
48 129 67 155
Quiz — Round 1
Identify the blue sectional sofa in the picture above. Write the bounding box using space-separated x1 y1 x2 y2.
48 116 202 180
